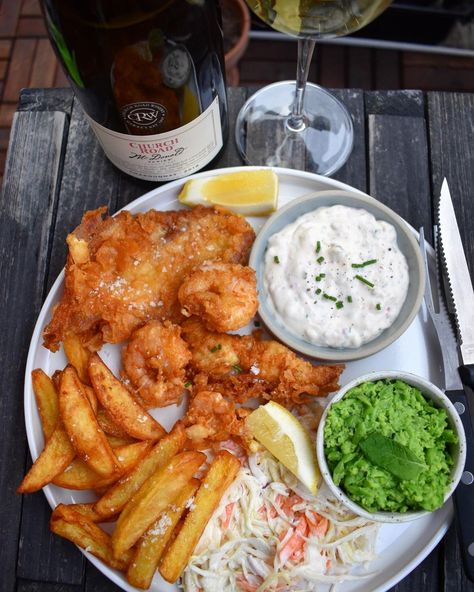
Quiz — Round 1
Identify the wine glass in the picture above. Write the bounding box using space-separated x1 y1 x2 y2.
235 0 392 176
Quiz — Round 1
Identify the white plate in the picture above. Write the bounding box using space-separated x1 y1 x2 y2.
24 166 451 592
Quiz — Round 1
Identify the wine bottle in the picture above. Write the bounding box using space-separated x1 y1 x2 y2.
41 0 228 182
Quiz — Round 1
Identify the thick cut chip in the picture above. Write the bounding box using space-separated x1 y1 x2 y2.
159 450 240 583
53 503 115 523
63 333 91 384
97 408 130 438
17 423 75 493
60 366 119 477
89 353 166 441
127 479 200 589
50 513 132 571
112 451 206 558
95 422 186 518
106 434 137 448
31 369 59 440
53 442 152 491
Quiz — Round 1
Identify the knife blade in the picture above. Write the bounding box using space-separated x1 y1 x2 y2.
435 179 474 581
438 178 474 366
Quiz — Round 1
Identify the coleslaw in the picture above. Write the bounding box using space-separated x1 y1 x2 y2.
182 450 379 591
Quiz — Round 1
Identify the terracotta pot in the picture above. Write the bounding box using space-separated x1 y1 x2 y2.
221 0 251 86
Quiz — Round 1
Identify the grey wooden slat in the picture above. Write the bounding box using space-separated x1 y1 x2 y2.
427 91 474 592
45 97 123 287
427 92 474 278
16 579 82 592
368 114 432 237
366 90 425 118
331 89 367 193
390 552 442 592
115 173 156 211
443 524 474 592
0 110 68 592
18 88 74 114
84 563 123 592
17 490 85 585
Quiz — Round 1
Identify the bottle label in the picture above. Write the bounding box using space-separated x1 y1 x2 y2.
121 102 167 132
85 97 223 182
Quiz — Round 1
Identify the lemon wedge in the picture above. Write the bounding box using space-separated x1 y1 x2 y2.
246 401 319 494
178 169 278 216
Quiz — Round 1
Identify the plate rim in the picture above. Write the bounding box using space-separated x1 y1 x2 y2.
23 165 450 592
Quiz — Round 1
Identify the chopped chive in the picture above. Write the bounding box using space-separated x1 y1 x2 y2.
274 255 280 264
315 273 326 282
355 274 374 288
347 295 353 303
210 344 222 353
316 240 321 253
376 303 382 310
317 256 325 264
323 293 337 302
233 364 243 373
336 301 344 309
351 259 378 268
316 288 322 295
184 381 192 388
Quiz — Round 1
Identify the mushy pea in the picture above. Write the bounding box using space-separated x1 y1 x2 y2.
324 379 458 513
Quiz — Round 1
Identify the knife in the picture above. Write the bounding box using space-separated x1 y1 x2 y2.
426 178 474 581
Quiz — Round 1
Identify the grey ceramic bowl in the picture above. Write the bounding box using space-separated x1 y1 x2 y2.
316 371 466 523
249 190 425 361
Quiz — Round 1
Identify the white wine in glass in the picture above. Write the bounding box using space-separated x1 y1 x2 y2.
236 0 392 176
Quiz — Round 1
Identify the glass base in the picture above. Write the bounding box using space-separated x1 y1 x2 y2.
235 81 354 176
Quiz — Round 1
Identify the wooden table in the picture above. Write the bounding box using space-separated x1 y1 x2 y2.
1 86 473 592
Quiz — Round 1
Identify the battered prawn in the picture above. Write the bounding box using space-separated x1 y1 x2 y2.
178 262 258 332
184 389 251 446
122 320 191 408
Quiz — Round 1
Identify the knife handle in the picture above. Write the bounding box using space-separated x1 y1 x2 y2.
446 388 474 582
459 364 474 391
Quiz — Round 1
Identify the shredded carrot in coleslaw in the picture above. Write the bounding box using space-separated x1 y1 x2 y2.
182 450 379 591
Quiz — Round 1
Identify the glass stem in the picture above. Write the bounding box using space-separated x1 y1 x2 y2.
286 37 316 133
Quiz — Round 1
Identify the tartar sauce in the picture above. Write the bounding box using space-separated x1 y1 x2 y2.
263 205 409 348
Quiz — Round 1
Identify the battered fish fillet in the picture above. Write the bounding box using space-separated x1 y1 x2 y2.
43 206 255 351
181 318 343 406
